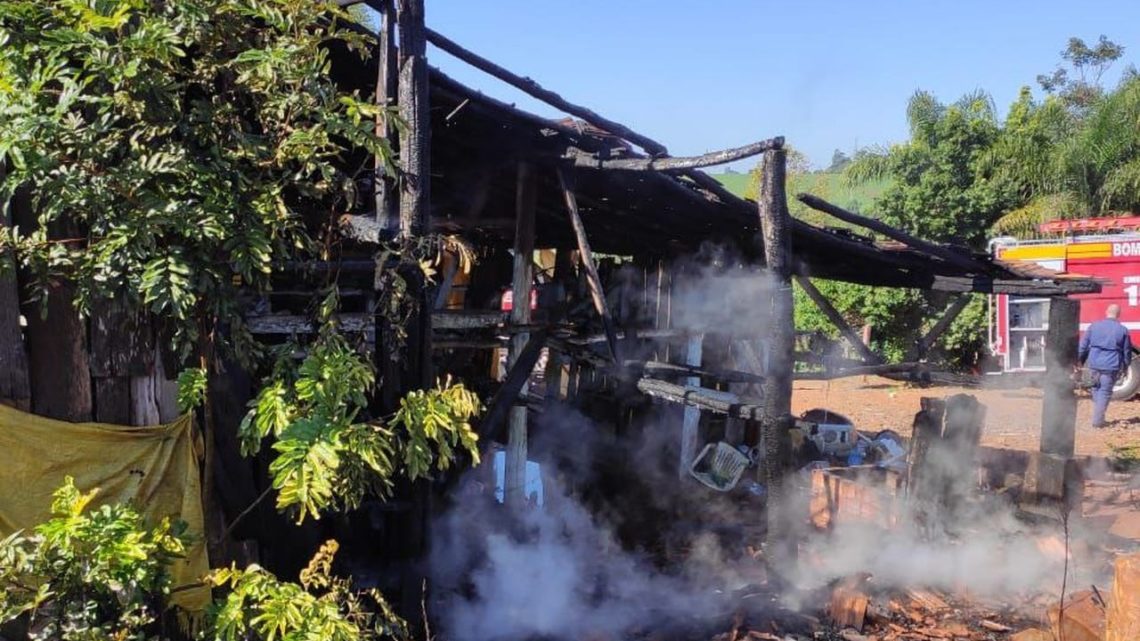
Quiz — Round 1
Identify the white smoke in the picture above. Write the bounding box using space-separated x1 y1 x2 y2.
428 252 1108 641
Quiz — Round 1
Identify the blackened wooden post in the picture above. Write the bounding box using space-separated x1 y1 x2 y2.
0 164 30 410
11 185 91 422
393 0 432 625
506 163 536 508
757 147 795 560
1041 297 1079 457
396 0 429 239
374 0 397 231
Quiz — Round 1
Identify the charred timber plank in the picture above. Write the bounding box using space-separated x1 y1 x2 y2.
907 295 971 361
635 377 765 421
796 193 988 273
557 167 620 361
476 330 548 447
425 27 669 157
246 311 507 334
567 138 783 171
794 275 881 364
929 274 1098 296
633 360 766 384
794 362 925 380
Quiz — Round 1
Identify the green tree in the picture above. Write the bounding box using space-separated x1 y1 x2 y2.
846 89 1014 246
992 77 1140 233
1038 35 1125 112
0 0 393 365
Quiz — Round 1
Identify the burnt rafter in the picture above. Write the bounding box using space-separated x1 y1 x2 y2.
796 192 988 273
565 137 785 171
424 26 669 157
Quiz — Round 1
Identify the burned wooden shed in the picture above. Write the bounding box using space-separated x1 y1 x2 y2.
0 0 1104 616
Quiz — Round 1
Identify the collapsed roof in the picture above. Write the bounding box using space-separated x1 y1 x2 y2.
331 15 1097 297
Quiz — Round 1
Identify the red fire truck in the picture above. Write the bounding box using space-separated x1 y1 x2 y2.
990 216 1140 400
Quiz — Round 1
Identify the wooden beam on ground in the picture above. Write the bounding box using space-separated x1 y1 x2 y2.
566 138 783 171
557 167 620 361
794 362 924 380
476 330 548 446
796 193 988 273
759 148 796 568
506 162 536 508
907 295 971 361
794 275 881 364
425 27 669 157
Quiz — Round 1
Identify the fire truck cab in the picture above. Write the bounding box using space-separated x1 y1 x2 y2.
991 216 1140 400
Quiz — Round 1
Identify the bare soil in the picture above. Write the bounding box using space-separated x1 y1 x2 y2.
791 376 1140 457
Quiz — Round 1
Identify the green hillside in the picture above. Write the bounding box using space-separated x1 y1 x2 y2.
711 171 891 226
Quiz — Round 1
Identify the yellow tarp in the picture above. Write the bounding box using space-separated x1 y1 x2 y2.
0 403 210 612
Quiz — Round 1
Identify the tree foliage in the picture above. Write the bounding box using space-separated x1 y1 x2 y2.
207 540 407 641
238 291 481 523
846 89 1015 246
1 483 410 641
0 0 393 363
0 478 189 641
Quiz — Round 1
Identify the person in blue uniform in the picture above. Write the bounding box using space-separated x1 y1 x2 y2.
1078 304 1133 428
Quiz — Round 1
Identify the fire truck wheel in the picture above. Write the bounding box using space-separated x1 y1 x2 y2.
1112 360 1140 401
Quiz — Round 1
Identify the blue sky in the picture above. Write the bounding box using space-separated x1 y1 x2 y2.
417 1 1139 170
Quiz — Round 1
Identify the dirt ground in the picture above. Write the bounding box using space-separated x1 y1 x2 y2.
791 376 1140 457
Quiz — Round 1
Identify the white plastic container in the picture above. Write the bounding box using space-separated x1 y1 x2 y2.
689 442 750 491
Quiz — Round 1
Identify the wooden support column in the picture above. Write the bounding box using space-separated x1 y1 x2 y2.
1041 297 1079 458
396 0 429 239
795 275 880 364
506 163 536 508
0 164 30 410
393 1 432 625
373 0 397 231
757 147 795 561
678 334 704 479
557 167 620 361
